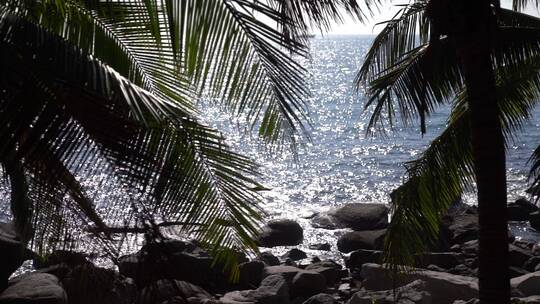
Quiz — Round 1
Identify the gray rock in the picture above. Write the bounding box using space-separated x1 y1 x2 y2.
291 270 326 297
510 245 534 268
282 249 307 261
239 261 265 289
513 296 540 303
137 279 212 304
417 252 461 269
49 263 136 304
347 280 432 304
257 220 303 247
361 263 478 304
345 250 383 270
262 266 302 281
0 273 67 304
257 252 280 266
508 203 531 221
337 230 386 253
515 198 538 213
530 212 540 231
305 261 342 286
309 244 331 251
220 275 290 304
0 222 32 289
443 214 478 245
511 271 540 297
302 293 335 304
311 204 388 231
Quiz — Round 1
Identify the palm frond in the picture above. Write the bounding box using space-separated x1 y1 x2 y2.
0 9 262 267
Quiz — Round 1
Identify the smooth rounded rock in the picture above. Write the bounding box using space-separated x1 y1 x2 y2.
257 219 303 247
0 273 67 304
337 229 386 253
311 204 388 231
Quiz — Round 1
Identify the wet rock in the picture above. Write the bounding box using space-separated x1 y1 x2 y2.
347 280 432 304
417 252 461 269
345 249 382 271
311 204 388 231
137 279 212 304
302 293 335 304
34 250 88 269
262 265 302 281
291 270 326 297
283 249 308 261
305 261 342 286
524 257 540 272
513 295 540 303
0 222 32 289
510 245 534 268
309 243 331 251
0 273 67 304
515 198 539 213
257 219 303 247
443 214 478 245
530 212 540 231
118 239 229 290
508 203 532 221
511 271 540 297
510 267 530 278
221 274 289 304
238 261 265 289
361 263 478 304
337 229 386 253
257 252 280 266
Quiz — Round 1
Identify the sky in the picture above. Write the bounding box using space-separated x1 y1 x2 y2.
326 0 540 35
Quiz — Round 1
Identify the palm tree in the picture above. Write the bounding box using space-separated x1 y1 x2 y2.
0 0 377 272
358 0 540 303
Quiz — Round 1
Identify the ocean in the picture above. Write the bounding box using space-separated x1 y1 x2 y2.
203 35 540 258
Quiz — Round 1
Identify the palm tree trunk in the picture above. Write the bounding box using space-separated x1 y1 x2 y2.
453 1 510 303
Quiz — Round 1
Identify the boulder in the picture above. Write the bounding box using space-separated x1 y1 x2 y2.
417 252 461 269
515 198 539 213
448 264 477 277
220 274 290 304
361 263 478 304
309 243 331 251
524 257 540 272
282 249 307 261
257 252 280 266
513 296 540 303
337 230 386 253
345 250 383 270
510 267 530 278
510 245 534 269
262 266 302 281
0 273 67 304
137 279 212 304
238 261 265 289
511 271 540 297
305 261 342 286
291 270 326 297
508 203 532 221
530 212 540 231
0 222 32 289
118 239 229 290
44 263 136 304
257 220 303 247
311 204 388 231
34 250 88 269
347 280 432 304
302 293 335 304
443 214 478 245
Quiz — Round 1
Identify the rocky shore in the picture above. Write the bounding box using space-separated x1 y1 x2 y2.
1 199 540 304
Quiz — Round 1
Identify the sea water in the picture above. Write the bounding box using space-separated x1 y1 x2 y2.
201 35 540 258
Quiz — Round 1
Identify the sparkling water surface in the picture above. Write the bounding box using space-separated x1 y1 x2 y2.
202 35 540 259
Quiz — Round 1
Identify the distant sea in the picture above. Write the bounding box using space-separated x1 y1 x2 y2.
203 35 540 258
